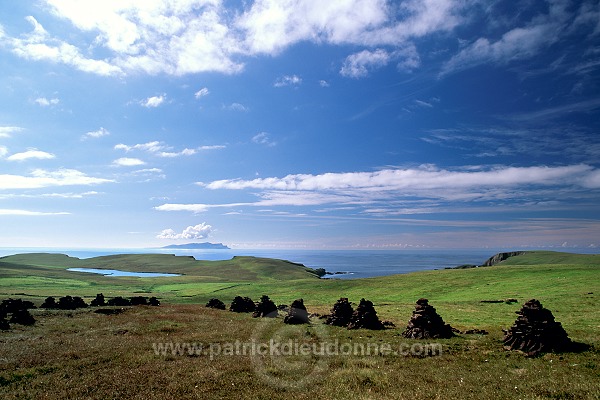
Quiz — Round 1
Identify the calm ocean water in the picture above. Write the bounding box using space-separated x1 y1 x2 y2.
3 247 597 279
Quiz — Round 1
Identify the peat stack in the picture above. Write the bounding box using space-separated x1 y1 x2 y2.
1 298 36 313
284 299 309 324
402 298 454 339
57 296 88 310
206 298 226 310
130 296 148 306
107 297 131 307
503 299 572 357
253 295 278 318
229 296 256 313
149 297 160 306
90 293 106 307
325 298 354 327
0 318 9 330
347 298 384 330
41 296 58 309
10 309 36 326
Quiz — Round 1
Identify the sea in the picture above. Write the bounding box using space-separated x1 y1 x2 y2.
1 247 597 279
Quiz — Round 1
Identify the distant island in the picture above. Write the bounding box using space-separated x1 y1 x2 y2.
160 242 230 250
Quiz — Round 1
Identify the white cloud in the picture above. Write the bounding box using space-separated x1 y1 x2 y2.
0 126 24 138
204 165 597 192
2 1 466 77
155 203 211 213
115 141 163 153
252 132 276 146
113 157 145 167
34 97 60 107
7 16 122 76
0 191 99 200
319 80 330 87
0 146 8 158
0 209 70 216
115 141 205 157
6 149 55 162
159 148 197 158
274 74 302 87
156 222 213 239
82 127 110 140
158 164 600 217
199 145 226 150
141 94 166 108
0 168 113 190
226 102 248 112
441 2 570 75
340 49 390 78
194 87 210 99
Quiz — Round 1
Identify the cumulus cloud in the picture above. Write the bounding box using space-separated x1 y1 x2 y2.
34 97 60 107
274 74 302 87
225 102 248 112
252 132 276 146
156 222 213 239
115 141 208 157
141 94 166 108
0 126 24 138
0 168 113 190
340 49 390 78
2 0 588 80
82 127 110 140
113 157 145 167
6 149 55 162
194 87 210 99
5 16 122 76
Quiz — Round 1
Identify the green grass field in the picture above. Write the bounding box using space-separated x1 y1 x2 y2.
0 251 599 399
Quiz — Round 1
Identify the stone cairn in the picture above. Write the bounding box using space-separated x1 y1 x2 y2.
402 298 454 339
347 298 385 330
229 296 256 313
503 299 572 357
284 298 309 324
253 295 278 318
325 298 354 327
206 298 226 310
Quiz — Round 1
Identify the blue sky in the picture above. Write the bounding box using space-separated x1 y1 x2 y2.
0 0 599 249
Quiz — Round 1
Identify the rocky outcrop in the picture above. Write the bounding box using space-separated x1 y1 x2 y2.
503 299 572 357
402 298 454 339
482 251 526 267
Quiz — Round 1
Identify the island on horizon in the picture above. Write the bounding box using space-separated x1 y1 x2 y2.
159 242 230 250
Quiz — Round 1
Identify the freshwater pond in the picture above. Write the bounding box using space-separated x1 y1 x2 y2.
67 268 181 278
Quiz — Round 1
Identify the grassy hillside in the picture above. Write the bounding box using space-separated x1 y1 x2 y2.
0 250 598 333
0 250 598 399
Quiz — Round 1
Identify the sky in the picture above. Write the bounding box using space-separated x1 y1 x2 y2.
0 0 599 250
